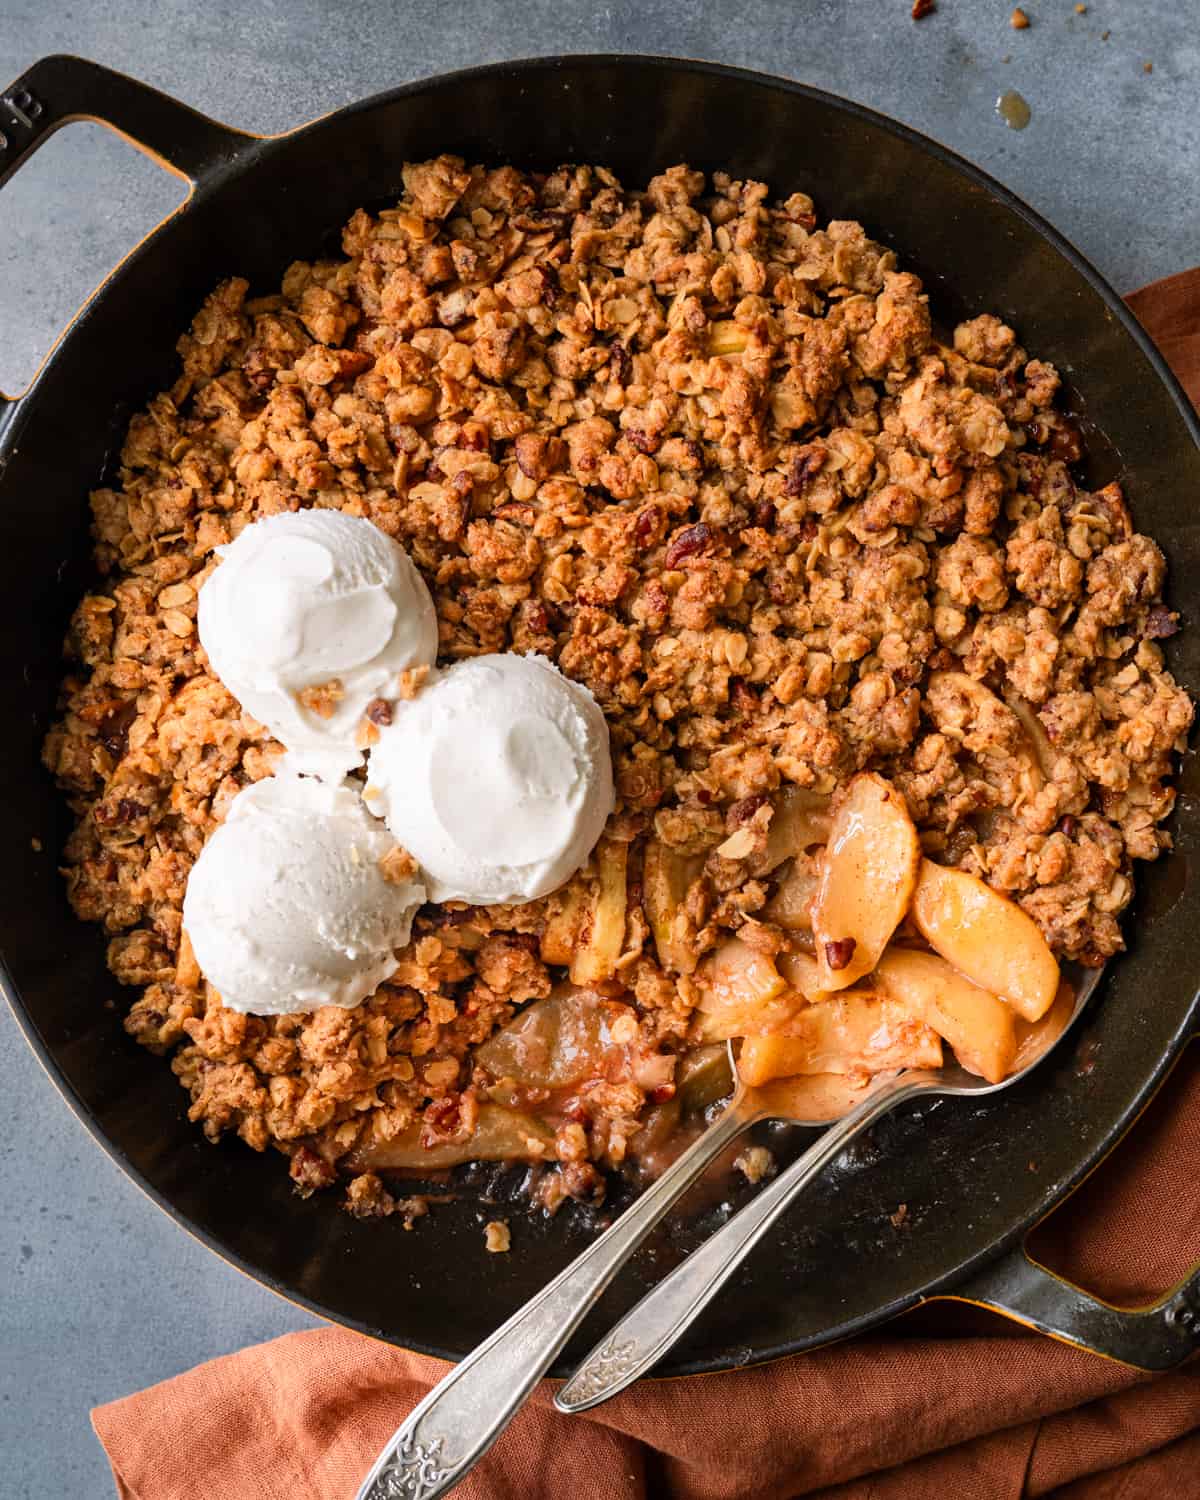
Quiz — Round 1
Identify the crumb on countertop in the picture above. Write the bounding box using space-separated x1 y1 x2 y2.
485 1219 511 1253
911 0 936 19
1011 7 1031 28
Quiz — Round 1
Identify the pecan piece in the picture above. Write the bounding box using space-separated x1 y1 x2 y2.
97 700 138 760
290 1145 336 1198
420 1094 468 1149
752 499 776 529
1144 604 1180 640
727 793 768 829
783 443 828 496
664 521 713 569
1047 420 1083 464
514 431 565 480
560 1160 606 1206
333 348 373 380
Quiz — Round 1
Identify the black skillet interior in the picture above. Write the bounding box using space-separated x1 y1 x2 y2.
2 56 1199 1374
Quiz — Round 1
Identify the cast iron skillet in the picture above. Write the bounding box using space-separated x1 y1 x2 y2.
2 54 1199 1376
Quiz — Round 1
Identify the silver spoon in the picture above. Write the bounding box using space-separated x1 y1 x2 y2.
554 969 1098 1413
354 1050 862 1498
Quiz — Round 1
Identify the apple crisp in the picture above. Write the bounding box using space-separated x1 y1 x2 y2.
43 156 1192 1215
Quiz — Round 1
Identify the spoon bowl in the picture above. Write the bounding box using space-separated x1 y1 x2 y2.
554 968 1099 1414
355 970 1096 1496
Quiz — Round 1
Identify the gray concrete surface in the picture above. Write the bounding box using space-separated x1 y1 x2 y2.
0 1 1196 1494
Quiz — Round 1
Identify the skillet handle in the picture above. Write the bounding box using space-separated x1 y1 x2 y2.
950 1244 1200 1371
0 53 257 192
0 54 258 409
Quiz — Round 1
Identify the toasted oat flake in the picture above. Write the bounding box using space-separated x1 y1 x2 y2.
715 826 757 861
162 610 195 638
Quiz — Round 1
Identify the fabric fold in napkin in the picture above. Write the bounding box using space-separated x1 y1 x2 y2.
92 273 1200 1500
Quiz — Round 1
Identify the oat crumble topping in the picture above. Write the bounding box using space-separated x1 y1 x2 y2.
43 156 1192 1214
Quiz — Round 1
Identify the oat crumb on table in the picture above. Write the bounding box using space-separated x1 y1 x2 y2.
1010 7 1030 29
43 154 1192 1211
485 1220 512 1253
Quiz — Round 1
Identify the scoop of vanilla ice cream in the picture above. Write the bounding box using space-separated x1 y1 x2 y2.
182 774 425 1016
365 654 614 905
198 510 438 776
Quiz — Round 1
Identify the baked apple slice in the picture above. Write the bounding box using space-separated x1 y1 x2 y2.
347 1104 555 1171
776 949 823 997
694 936 797 1040
541 876 589 966
764 852 820 932
751 1071 874 1124
911 858 1059 1021
569 839 629 986
759 787 833 873
873 947 1017 1084
811 772 921 991
642 839 704 974
737 991 942 1085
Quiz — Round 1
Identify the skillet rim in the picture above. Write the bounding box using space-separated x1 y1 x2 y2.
2 51 1198 1375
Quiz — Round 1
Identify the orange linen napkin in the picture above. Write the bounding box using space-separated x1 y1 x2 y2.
92 272 1200 1500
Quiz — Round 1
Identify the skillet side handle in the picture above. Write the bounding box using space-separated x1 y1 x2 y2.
950 1243 1200 1371
0 53 257 192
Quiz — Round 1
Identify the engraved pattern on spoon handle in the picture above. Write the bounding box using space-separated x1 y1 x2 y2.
556 1073 937 1412
355 1091 759 1500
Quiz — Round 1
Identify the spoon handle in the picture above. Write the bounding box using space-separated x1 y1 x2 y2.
354 1089 758 1500
555 1072 933 1413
